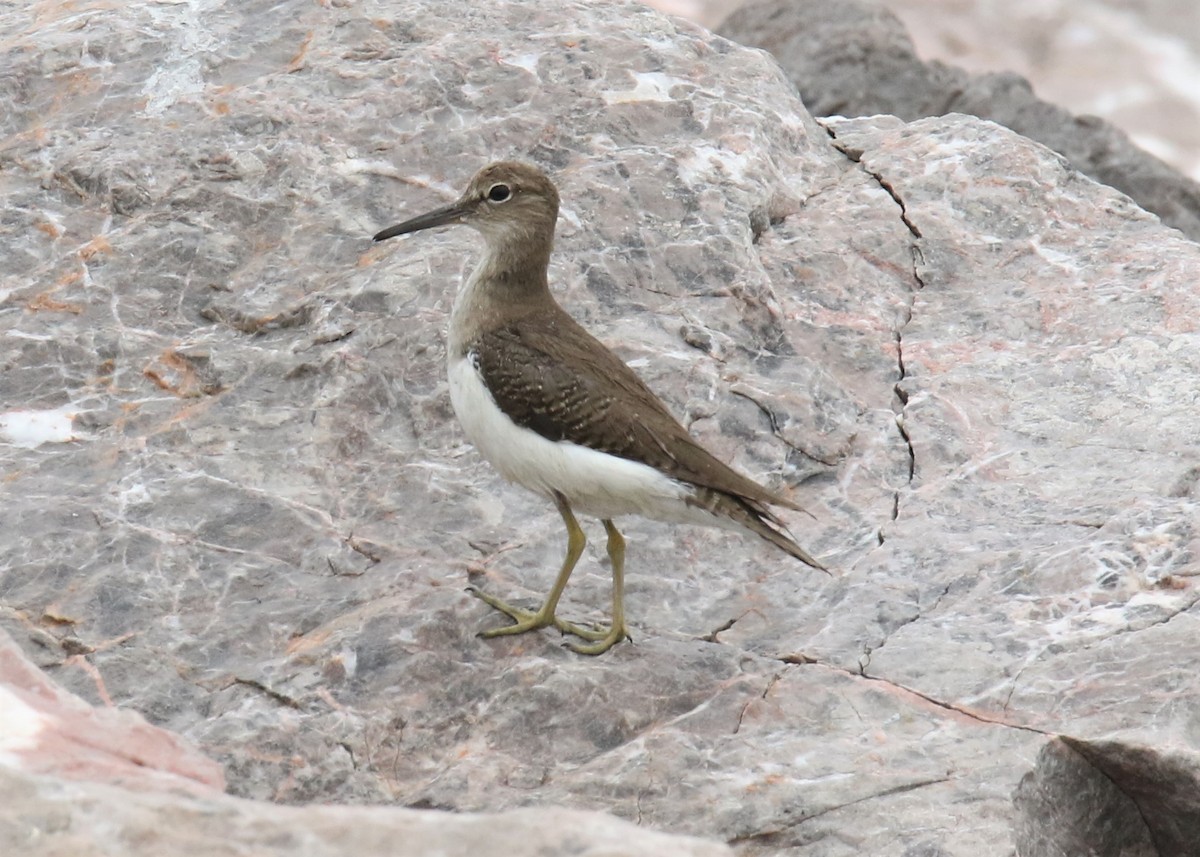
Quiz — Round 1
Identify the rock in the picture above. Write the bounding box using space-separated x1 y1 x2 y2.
1013 736 1200 857
718 0 1200 241
0 626 225 793
0 638 729 857
2 1 1199 856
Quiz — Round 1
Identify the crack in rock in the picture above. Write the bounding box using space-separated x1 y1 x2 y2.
854 666 1049 736
858 579 953 672
778 653 1049 738
230 676 303 710
728 776 951 845
728 387 838 467
734 670 783 735
821 120 922 544
702 615 739 643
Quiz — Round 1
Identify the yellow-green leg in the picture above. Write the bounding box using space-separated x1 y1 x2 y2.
565 519 632 655
468 492 608 642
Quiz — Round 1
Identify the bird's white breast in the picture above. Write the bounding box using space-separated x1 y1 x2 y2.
447 353 726 527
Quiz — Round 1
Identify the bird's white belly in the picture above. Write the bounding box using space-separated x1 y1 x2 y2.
447 355 721 526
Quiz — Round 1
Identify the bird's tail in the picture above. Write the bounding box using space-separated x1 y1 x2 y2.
742 504 829 573
693 489 828 573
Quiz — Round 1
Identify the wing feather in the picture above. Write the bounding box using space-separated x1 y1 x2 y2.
471 310 801 512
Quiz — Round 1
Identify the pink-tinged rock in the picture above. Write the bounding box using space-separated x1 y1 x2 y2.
2 0 1200 855
0 629 225 794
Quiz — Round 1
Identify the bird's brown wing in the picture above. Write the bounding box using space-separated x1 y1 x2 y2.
470 308 800 512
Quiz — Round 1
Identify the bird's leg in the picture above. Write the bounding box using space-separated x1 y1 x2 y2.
469 492 605 641
565 519 632 655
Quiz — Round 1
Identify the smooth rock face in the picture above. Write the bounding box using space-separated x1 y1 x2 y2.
1 1 1198 856
719 0 1200 242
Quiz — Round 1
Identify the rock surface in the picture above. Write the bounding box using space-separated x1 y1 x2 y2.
1 1 1198 856
0 626 225 793
719 0 1200 242
0 630 729 857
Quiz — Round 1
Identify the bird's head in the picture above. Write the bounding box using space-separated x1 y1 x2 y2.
373 161 560 249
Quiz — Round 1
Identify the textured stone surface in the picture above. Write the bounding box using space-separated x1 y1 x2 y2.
2 0 1199 855
0 627 224 793
0 629 730 856
719 0 1200 241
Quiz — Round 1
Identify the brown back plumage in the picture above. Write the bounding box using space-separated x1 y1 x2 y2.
471 304 826 571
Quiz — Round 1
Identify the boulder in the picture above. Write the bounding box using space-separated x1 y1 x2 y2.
719 0 1200 241
1 0 1198 854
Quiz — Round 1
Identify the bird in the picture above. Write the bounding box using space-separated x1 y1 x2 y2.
373 161 825 654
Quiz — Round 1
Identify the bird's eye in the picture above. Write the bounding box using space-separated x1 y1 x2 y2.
487 183 512 203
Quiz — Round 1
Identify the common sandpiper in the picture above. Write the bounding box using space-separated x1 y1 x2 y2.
374 162 825 655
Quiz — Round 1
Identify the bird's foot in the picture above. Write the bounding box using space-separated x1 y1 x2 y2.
563 622 631 656
467 585 608 643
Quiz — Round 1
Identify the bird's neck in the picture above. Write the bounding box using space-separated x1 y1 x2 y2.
449 235 554 358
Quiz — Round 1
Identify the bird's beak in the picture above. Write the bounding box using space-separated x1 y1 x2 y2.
373 198 473 242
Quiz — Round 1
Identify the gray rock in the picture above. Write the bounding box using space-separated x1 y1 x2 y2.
718 0 1200 241
0 627 730 855
1 1 1199 856
1013 736 1200 857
